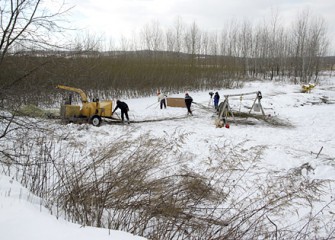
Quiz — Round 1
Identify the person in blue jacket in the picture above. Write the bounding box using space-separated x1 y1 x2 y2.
213 92 220 111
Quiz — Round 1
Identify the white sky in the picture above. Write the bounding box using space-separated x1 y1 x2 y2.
64 0 335 51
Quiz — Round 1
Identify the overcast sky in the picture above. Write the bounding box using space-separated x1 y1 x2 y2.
65 0 335 51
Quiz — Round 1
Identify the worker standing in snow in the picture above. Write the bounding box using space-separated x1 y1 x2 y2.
213 92 220 111
157 91 167 109
112 100 130 124
184 93 193 115
208 91 214 106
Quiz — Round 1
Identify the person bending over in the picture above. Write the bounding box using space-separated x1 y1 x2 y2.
112 100 130 124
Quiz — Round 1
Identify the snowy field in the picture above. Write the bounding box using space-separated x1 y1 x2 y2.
1 74 335 239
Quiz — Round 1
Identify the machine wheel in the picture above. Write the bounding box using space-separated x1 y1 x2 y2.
91 115 102 126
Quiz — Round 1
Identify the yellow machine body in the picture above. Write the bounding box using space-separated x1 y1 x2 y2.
60 105 81 119
80 101 113 118
56 85 114 125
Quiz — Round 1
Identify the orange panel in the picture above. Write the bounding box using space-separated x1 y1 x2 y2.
166 98 186 108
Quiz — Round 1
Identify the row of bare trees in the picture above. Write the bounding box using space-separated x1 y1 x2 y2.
107 11 330 82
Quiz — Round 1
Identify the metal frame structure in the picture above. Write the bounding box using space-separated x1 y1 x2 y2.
218 91 265 123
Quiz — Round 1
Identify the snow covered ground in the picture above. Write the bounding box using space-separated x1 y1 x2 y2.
1 74 335 239
0 175 146 240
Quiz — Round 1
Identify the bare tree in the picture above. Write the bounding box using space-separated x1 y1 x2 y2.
119 35 131 51
173 16 184 53
209 31 219 56
306 16 329 81
0 0 71 138
165 28 175 52
200 31 209 55
291 10 309 81
140 20 164 51
268 9 281 80
0 0 71 64
290 9 329 82
238 19 253 77
184 21 201 55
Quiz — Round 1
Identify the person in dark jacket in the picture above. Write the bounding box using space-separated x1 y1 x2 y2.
112 100 130 124
184 93 193 115
213 92 220 111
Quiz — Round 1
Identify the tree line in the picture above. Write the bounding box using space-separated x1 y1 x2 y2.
1 10 333 106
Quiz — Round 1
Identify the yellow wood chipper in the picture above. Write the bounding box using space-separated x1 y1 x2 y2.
56 85 116 126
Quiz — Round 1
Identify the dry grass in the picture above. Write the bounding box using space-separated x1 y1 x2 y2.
0 123 334 239
222 111 294 127
14 104 59 119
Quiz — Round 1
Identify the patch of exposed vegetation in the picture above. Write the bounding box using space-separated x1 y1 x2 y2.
15 105 59 118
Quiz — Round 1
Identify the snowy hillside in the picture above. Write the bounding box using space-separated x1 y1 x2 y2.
0 175 146 240
1 74 335 239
